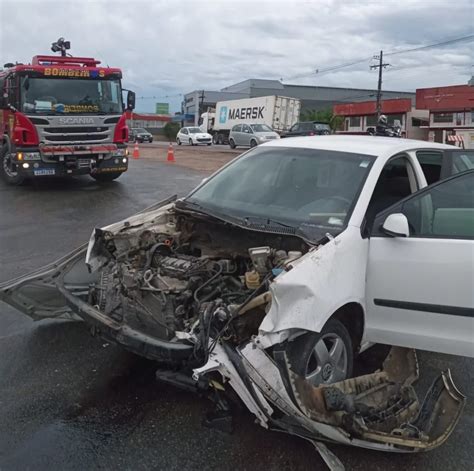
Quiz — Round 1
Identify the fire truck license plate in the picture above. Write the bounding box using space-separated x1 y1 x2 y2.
34 169 56 176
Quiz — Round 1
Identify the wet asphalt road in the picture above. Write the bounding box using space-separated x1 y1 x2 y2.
0 158 473 470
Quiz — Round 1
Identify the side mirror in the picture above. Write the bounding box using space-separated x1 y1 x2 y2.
380 213 410 238
126 90 136 110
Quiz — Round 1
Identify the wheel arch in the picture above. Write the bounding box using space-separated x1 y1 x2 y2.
328 302 365 354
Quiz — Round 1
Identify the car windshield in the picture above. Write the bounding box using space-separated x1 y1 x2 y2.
134 128 147 133
251 124 273 132
20 76 123 114
186 147 375 240
188 127 202 133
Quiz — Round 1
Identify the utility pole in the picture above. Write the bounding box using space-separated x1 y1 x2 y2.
370 51 390 119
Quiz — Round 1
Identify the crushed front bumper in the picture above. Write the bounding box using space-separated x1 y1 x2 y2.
194 343 466 457
58 284 194 363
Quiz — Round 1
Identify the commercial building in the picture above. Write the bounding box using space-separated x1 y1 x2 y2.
333 98 429 139
125 112 171 132
183 79 415 124
416 83 474 148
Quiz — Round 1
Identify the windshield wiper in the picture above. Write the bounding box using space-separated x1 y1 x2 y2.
240 215 296 230
175 200 240 225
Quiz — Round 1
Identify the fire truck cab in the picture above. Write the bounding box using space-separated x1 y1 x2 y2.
0 52 135 185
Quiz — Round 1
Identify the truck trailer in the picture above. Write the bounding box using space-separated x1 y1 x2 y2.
199 95 301 144
0 38 135 185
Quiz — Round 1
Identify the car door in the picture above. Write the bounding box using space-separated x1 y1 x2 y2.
287 123 300 137
232 124 242 145
365 170 474 357
241 124 252 146
182 128 190 144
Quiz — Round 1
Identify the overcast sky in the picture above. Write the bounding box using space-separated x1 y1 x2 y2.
1 0 472 112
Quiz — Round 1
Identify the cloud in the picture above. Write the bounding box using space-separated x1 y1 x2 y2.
1 0 472 112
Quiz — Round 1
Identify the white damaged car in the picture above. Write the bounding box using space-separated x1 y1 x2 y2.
1 137 473 463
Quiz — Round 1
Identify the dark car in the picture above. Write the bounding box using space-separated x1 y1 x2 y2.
130 127 153 143
281 121 331 138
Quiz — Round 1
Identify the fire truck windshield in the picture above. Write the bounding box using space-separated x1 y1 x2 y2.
20 77 123 114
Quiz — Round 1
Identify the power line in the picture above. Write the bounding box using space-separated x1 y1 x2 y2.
385 34 474 56
280 33 473 82
137 93 182 100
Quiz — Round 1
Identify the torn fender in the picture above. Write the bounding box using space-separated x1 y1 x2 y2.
258 227 368 346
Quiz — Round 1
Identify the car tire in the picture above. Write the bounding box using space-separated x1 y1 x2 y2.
0 143 26 186
91 172 123 182
229 138 236 149
176 138 181 145
207 143 212 146
286 318 353 386
149 138 153 143
189 138 194 146
250 139 257 148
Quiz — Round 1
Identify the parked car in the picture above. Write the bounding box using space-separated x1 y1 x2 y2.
1 137 472 456
176 127 212 146
281 121 331 138
228 123 280 149
130 127 153 143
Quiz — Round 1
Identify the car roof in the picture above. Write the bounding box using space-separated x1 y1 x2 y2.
264 135 453 157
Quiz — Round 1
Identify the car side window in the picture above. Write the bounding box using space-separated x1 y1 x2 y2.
182 128 188 135
451 151 474 175
290 124 299 132
415 151 443 185
365 156 417 229
400 171 474 239
242 125 251 133
232 125 241 132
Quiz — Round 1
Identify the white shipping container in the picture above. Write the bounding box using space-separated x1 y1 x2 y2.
213 95 300 132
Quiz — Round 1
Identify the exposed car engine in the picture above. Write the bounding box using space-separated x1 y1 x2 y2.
88 211 308 365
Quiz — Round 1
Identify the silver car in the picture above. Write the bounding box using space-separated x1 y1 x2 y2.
229 123 280 148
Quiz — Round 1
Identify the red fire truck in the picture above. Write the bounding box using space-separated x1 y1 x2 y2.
0 39 135 185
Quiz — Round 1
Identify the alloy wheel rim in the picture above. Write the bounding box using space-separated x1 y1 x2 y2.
304 333 348 385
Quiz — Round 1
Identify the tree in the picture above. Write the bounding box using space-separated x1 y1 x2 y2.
301 108 344 132
163 122 180 140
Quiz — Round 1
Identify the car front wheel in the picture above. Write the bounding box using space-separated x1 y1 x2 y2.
229 138 236 149
250 139 257 148
286 319 353 386
189 138 194 146
176 138 181 145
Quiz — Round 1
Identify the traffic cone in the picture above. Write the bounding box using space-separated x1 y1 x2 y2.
132 142 140 159
166 142 175 163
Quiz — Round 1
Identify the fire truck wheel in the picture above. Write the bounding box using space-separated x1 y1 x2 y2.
91 172 123 182
1 144 26 185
